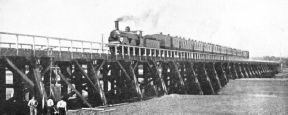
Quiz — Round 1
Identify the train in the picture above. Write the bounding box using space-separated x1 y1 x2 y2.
108 21 249 58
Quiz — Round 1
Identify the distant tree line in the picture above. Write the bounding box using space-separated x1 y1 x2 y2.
252 56 288 67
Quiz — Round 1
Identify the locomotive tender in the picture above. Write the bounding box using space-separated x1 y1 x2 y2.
108 21 249 58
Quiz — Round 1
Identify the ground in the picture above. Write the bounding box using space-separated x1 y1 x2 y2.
67 68 288 114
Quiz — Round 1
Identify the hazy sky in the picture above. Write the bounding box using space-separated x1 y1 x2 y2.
0 0 288 57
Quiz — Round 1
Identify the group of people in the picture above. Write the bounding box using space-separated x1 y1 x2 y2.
28 96 67 115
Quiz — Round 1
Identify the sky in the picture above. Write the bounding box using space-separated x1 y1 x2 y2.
0 0 288 57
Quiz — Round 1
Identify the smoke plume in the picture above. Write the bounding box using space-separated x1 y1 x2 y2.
116 15 139 22
116 7 166 29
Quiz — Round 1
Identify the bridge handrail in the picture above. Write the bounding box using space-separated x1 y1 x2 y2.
0 32 279 63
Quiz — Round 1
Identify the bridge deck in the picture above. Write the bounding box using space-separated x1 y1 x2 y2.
0 32 249 62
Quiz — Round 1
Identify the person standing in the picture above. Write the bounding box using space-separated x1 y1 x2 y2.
46 97 54 115
56 99 67 115
28 96 38 115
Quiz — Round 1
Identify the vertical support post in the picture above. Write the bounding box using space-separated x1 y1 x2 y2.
90 43 92 54
102 63 109 94
47 38 50 55
0 61 6 101
144 48 147 57
102 34 104 52
109 62 119 102
59 39 61 57
122 46 124 59
73 62 83 101
70 40 73 59
133 47 135 56
128 46 130 59
33 37 35 56
81 41 84 57
57 62 71 96
16 35 19 56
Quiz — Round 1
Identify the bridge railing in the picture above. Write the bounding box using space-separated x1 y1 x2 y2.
0 31 262 62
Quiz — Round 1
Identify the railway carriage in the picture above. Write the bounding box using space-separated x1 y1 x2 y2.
227 47 233 55
171 36 181 50
242 51 249 58
203 43 213 53
220 46 227 55
108 21 250 59
236 49 242 57
232 48 237 56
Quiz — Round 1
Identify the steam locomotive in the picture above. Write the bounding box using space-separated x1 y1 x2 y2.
108 21 249 58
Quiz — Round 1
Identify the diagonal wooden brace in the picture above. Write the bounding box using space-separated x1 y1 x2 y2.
169 61 187 94
74 59 107 105
57 70 93 108
147 60 168 95
132 61 139 71
117 60 142 100
88 60 107 105
40 64 52 76
6 58 34 86
33 68 48 109
116 61 132 81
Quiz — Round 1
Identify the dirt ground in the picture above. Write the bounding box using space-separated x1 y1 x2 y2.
68 68 288 115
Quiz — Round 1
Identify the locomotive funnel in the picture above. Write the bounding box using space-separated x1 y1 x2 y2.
115 21 119 30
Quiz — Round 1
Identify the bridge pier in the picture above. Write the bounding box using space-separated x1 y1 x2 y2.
215 62 228 87
194 62 215 95
57 62 71 99
236 63 244 78
245 63 254 78
222 62 232 80
161 61 187 94
181 62 203 95
252 63 260 78
205 62 222 93
230 62 239 79
145 60 168 96
240 63 249 78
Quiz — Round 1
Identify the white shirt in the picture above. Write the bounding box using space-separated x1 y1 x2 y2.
47 99 54 107
28 99 38 107
57 100 67 111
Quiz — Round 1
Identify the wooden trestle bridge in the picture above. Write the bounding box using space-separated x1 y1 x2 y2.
0 32 280 114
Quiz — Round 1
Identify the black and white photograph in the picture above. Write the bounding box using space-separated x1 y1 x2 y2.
0 0 287 114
